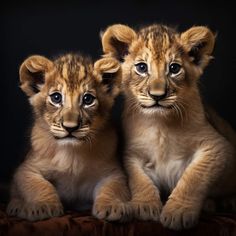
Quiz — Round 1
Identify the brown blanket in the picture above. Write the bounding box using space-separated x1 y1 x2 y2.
0 204 236 236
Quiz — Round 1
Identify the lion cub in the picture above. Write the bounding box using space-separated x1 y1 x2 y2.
7 53 130 221
101 24 236 230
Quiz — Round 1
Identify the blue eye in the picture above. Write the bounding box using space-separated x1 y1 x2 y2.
50 92 62 104
169 63 181 74
135 62 148 74
83 94 95 106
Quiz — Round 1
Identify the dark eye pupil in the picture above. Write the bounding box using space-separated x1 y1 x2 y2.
83 94 94 105
136 63 148 74
50 92 62 104
169 63 181 74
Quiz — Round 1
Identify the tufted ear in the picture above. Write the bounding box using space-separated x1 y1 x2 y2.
101 24 137 61
19 55 54 96
180 26 215 70
94 57 121 97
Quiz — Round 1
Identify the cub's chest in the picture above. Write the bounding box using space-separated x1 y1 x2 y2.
143 157 190 193
49 149 85 196
132 126 170 159
132 126 193 192
48 149 100 203
50 148 84 176
133 124 192 160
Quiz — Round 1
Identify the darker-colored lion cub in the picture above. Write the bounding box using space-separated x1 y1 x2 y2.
7 53 130 221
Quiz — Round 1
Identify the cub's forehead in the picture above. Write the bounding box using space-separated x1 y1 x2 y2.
50 54 95 91
136 25 183 59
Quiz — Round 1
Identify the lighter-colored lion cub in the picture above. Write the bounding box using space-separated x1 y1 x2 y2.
101 24 236 230
7 53 130 221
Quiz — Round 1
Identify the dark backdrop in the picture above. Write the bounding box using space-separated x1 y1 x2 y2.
0 1 235 190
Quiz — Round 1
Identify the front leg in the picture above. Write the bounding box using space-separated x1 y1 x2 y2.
126 155 162 221
7 162 63 221
93 171 131 222
161 139 233 230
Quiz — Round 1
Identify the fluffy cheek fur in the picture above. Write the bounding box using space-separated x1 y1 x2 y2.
122 61 147 104
30 92 48 118
29 92 63 135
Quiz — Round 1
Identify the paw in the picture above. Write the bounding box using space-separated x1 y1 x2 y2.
130 200 162 221
7 198 64 221
93 199 131 222
7 199 22 217
160 199 200 230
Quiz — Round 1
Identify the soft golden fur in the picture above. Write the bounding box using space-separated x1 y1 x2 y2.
7 53 130 221
101 24 236 230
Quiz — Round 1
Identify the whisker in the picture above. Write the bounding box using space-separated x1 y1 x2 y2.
177 99 189 122
51 128 64 131
175 103 184 125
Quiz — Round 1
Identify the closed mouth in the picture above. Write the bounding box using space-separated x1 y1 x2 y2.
65 134 77 138
140 103 172 109
141 103 161 108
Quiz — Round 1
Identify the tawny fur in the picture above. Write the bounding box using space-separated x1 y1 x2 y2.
7 53 130 221
101 24 236 230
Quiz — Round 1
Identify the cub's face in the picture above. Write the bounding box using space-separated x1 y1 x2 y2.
102 24 215 116
20 54 121 144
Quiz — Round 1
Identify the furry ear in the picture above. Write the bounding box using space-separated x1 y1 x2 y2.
180 26 215 69
94 57 121 97
20 55 54 96
101 24 137 61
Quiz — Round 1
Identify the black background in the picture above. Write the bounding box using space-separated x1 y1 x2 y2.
0 0 235 193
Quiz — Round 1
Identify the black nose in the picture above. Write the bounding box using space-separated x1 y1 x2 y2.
62 124 80 133
148 91 167 101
